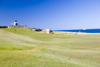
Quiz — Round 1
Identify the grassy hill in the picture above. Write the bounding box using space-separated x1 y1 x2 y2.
0 28 100 67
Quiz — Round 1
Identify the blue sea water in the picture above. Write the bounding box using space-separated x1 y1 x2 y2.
54 29 100 33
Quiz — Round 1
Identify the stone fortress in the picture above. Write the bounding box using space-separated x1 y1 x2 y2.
0 20 52 34
0 20 27 28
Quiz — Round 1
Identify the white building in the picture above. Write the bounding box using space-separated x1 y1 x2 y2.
46 29 51 34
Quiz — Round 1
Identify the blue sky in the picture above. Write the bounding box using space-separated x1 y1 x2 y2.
0 0 100 30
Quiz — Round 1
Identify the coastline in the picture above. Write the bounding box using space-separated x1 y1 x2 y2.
54 29 100 34
54 31 100 34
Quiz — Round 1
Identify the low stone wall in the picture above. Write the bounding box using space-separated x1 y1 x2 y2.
8 25 27 28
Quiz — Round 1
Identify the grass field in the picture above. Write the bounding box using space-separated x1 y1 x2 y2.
0 28 100 67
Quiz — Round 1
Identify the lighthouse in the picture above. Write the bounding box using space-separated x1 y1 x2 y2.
14 20 18 25
8 20 27 28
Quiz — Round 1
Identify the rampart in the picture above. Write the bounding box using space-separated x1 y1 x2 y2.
8 25 27 28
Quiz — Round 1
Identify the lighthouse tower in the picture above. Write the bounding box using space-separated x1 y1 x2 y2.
14 20 18 25
8 20 27 28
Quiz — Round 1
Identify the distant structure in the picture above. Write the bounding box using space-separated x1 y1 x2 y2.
31 28 42 31
0 26 8 28
8 20 27 28
83 28 86 30
46 29 53 34
14 20 18 25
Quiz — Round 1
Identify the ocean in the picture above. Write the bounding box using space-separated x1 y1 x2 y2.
54 29 100 33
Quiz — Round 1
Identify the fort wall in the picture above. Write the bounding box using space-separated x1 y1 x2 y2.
8 25 27 28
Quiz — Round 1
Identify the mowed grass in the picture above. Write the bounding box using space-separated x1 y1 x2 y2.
0 28 100 67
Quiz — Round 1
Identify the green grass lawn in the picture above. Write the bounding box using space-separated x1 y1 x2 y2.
0 28 100 67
